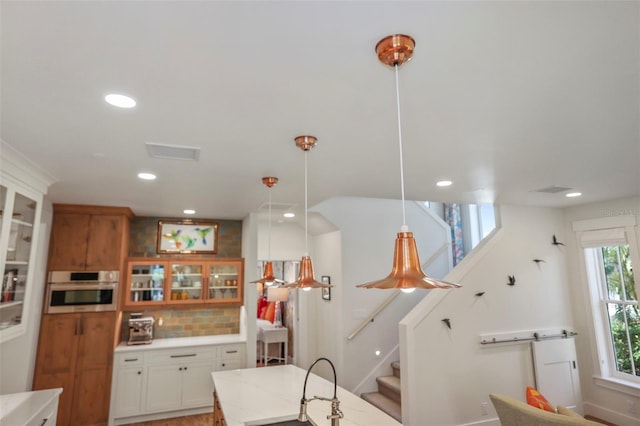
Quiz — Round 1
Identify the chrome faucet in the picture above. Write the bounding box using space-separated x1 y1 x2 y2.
298 357 344 426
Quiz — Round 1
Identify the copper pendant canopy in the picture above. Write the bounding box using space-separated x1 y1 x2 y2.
283 256 331 290
251 260 285 285
262 176 278 188
295 135 317 151
375 34 415 68
357 232 461 290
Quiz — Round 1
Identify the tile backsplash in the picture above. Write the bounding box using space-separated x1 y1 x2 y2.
121 307 240 341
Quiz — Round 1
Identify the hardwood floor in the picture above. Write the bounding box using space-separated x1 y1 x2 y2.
127 413 212 426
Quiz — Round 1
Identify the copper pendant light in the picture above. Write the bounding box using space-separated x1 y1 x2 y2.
357 34 461 292
251 177 285 286
283 136 331 291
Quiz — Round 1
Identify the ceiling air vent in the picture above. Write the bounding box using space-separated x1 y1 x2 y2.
258 202 297 212
146 142 200 161
532 185 573 194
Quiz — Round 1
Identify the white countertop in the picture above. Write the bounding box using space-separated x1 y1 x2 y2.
211 364 401 426
115 333 246 353
0 388 62 425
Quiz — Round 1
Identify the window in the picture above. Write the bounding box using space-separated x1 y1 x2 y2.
580 224 640 385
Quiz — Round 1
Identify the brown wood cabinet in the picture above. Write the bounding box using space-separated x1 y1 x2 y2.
33 312 116 426
123 257 244 309
213 390 226 426
48 204 133 271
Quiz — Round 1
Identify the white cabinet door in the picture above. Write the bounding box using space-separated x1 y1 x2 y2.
181 361 215 408
532 338 582 413
145 364 182 413
113 367 144 418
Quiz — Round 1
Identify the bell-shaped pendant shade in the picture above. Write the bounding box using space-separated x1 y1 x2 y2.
283 256 331 290
357 232 461 290
250 261 285 286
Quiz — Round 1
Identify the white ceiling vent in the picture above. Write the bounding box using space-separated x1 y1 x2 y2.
531 185 574 194
146 142 200 161
258 202 297 212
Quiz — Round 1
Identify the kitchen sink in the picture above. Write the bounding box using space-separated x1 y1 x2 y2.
246 416 316 426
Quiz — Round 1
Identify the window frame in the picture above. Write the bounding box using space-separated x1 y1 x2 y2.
575 216 640 391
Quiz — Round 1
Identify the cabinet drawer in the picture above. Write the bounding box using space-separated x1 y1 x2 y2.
117 353 145 366
217 358 242 371
219 344 244 359
147 348 215 365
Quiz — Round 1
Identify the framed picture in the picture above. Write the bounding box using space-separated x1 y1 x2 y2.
156 220 218 254
321 276 331 301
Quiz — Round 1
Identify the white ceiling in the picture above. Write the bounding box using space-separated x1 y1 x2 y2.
2 1 639 222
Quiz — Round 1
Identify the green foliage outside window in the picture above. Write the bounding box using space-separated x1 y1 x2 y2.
602 245 640 376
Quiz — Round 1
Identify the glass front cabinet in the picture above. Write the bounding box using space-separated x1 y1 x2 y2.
0 181 45 342
124 258 243 308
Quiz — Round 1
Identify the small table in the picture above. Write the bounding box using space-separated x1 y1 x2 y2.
258 327 288 366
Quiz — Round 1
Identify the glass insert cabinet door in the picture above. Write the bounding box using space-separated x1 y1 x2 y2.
0 185 39 338
170 262 204 302
208 263 239 300
128 262 166 305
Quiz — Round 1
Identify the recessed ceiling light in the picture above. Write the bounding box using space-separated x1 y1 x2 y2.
137 172 156 180
566 192 582 198
105 94 136 108
183 209 196 215
284 212 295 218
436 180 453 187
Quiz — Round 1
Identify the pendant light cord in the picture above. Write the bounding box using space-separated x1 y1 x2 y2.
395 64 407 230
304 150 309 254
268 185 272 261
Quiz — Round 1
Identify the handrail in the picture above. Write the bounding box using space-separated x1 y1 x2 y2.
347 290 401 340
347 242 450 341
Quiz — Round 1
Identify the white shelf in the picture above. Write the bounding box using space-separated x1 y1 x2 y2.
209 286 238 290
11 218 33 227
0 301 23 310
5 260 28 266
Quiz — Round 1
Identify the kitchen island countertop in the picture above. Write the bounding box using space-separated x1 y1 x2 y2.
0 387 62 425
211 364 402 426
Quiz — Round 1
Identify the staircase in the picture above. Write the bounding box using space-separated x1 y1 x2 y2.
361 361 402 423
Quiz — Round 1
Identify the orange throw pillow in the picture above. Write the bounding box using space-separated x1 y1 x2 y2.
264 301 276 323
525 386 555 412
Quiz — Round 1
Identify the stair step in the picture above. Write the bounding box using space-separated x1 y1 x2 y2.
377 375 401 404
361 391 402 423
391 361 400 378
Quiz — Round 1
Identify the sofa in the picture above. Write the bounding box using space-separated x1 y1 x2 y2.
489 393 604 425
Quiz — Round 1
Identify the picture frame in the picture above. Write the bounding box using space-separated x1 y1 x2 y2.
156 220 218 254
321 276 331 301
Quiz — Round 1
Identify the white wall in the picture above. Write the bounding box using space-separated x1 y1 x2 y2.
242 212 260 369
563 196 640 426
401 204 574 425
257 220 306 261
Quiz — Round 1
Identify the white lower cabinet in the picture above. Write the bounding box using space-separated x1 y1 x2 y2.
109 342 245 425
113 355 145 418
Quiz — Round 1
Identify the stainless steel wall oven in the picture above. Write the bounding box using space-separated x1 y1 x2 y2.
45 270 119 313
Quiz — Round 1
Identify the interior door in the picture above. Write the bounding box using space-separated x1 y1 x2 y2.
531 338 583 413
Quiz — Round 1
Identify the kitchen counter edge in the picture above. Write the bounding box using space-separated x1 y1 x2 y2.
115 333 246 353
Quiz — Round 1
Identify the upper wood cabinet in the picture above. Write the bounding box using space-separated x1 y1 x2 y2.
48 204 133 271
123 257 244 309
